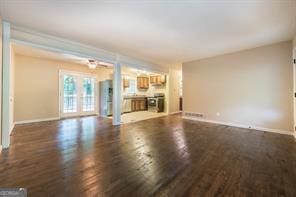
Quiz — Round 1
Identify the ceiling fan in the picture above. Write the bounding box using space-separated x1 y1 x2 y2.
87 59 97 69
88 59 114 69
61 53 114 69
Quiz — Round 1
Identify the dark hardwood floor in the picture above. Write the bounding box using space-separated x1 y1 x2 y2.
0 114 296 196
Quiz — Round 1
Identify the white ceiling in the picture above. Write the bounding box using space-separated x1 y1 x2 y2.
12 43 114 69
1 0 296 65
12 43 87 65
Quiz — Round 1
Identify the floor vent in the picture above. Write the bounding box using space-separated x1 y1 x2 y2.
184 112 204 118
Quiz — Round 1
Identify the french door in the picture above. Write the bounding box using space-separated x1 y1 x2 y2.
60 71 97 117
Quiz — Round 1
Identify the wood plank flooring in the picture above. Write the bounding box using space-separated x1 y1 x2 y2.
0 114 296 196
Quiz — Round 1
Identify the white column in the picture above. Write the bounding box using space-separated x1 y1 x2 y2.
2 21 11 148
293 47 296 138
112 61 122 125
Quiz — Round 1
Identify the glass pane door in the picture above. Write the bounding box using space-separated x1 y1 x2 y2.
60 72 97 117
82 77 95 113
63 75 78 114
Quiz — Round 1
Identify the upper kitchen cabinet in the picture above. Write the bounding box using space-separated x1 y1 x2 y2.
137 76 149 89
150 75 166 86
123 78 130 88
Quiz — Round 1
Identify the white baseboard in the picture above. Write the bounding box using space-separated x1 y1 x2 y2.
169 111 182 115
10 123 15 135
182 116 293 136
14 117 60 125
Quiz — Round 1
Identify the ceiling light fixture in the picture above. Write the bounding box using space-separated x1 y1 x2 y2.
88 59 97 69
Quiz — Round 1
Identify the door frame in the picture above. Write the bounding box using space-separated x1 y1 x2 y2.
59 69 98 118
293 48 296 138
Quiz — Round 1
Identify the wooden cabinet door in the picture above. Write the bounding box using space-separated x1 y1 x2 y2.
123 79 129 88
150 75 164 85
150 76 156 84
140 100 146 110
155 76 160 84
139 100 143 110
136 100 141 111
131 100 136 112
137 77 141 89
144 77 149 88
137 77 149 89
131 99 147 111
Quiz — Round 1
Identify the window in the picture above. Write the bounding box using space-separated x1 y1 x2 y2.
63 75 77 113
82 77 95 112
127 79 136 94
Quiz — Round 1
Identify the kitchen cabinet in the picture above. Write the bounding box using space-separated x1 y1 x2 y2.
137 76 149 89
131 98 147 111
150 75 159 84
150 75 166 86
123 78 129 88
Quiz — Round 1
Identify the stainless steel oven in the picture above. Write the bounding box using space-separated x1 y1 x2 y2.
148 98 157 107
147 93 164 113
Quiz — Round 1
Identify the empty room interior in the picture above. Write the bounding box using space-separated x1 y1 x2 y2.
0 0 296 196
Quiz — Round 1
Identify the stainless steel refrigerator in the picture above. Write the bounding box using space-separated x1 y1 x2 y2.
99 80 113 117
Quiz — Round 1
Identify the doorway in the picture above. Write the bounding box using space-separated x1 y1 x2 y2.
59 70 97 118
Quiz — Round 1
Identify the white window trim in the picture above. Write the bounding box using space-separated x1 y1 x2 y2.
59 69 98 118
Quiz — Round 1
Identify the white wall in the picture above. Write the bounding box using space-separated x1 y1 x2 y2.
168 64 182 114
9 45 15 133
1 21 12 148
0 18 2 147
293 36 296 134
14 54 112 122
183 41 293 132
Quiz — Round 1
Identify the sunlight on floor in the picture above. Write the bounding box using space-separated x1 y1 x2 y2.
120 111 167 124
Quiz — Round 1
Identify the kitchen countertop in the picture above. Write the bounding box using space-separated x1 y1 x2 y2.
123 95 147 99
